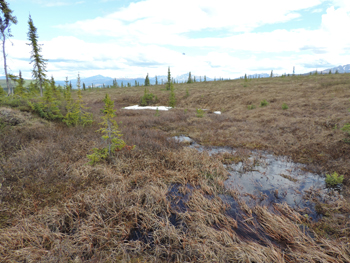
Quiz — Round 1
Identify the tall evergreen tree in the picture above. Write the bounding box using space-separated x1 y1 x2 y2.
83 82 86 91
145 73 150 86
187 72 192 84
155 75 158 85
27 15 47 97
50 75 60 100
166 67 172 90
0 1 17 96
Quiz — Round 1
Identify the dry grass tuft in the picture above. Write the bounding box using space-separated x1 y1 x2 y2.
1 74 350 262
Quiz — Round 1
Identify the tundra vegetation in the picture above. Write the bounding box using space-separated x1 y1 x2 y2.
0 71 350 262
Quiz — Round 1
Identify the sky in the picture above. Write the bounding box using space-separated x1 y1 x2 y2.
2 0 350 80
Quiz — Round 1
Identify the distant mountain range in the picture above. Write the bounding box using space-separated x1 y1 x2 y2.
310 64 350 75
239 64 350 79
55 73 214 88
1 64 350 88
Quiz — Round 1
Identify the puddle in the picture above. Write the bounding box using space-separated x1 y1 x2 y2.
172 135 336 220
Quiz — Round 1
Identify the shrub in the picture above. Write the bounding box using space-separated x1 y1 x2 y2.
341 123 350 143
282 103 288 110
0 86 5 97
28 84 63 121
63 88 93 127
140 88 157 106
196 108 204 118
247 104 256 110
325 172 344 187
260 99 269 107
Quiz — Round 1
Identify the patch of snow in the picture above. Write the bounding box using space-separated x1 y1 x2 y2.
123 105 172 111
213 111 221 114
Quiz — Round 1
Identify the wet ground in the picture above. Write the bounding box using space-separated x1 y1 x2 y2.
172 135 341 220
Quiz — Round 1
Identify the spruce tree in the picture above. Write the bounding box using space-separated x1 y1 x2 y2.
145 73 150 86
28 81 39 95
155 75 158 85
187 72 192 84
63 77 70 100
50 75 61 100
83 82 86 91
64 74 93 127
166 67 171 90
87 94 127 165
42 82 62 119
27 15 47 97
14 70 26 97
135 80 137 87
28 82 62 120
1 1 17 96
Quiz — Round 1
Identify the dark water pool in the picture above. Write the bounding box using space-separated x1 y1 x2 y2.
172 135 341 220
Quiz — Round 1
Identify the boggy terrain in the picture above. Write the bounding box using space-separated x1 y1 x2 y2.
0 74 350 262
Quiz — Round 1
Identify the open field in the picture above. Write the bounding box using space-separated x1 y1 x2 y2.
0 74 350 262
0 79 33 90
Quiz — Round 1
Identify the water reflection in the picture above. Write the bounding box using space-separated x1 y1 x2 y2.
173 135 328 219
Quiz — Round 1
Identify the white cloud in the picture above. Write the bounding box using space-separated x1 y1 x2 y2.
3 0 350 80
58 0 325 37
32 0 84 7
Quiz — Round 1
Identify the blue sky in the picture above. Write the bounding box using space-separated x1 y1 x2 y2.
3 0 350 80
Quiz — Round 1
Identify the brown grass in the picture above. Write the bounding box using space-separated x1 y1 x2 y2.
0 73 350 262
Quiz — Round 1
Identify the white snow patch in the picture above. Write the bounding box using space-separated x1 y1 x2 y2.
123 105 172 111
213 111 221 114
